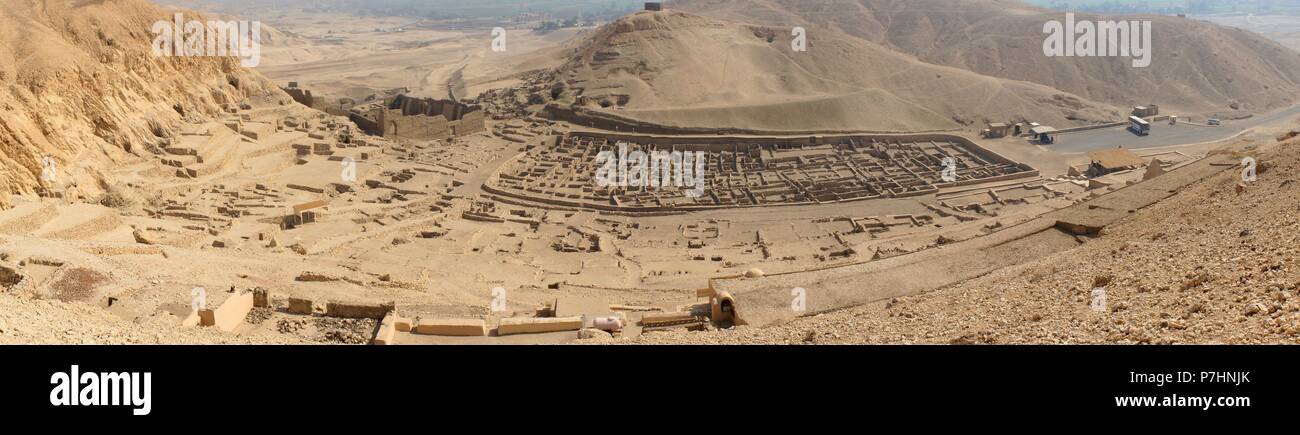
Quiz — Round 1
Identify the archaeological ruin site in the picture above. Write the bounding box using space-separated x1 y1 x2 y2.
487 132 1037 211
3 0 1300 348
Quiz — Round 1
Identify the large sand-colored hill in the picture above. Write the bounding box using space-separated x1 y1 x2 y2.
674 0 1300 118
556 9 1123 133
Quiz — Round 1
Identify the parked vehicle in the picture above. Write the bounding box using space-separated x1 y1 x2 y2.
1129 116 1151 136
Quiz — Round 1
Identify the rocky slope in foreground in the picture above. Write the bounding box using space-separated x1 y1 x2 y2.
636 126 1300 344
0 292 289 344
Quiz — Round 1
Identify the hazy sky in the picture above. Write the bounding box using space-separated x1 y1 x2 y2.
161 0 642 18
1025 0 1300 14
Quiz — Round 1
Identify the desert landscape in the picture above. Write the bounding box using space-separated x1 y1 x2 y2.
1 0 1299 346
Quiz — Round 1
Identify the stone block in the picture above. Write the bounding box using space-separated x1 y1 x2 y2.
198 291 254 332
413 318 487 336
395 316 413 332
326 300 394 319
372 312 396 345
640 311 696 326
253 288 271 308
496 316 583 336
288 297 314 315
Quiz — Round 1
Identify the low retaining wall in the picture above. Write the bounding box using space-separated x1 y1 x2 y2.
1056 115 1172 135
543 104 962 136
326 300 394 319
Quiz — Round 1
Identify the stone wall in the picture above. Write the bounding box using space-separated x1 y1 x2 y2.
283 87 323 109
348 111 381 136
543 104 963 136
383 108 451 140
349 95 486 140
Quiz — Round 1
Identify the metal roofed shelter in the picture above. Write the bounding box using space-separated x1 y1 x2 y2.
1030 125 1059 144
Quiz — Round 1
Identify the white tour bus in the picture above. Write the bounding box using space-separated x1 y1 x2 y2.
1129 116 1150 136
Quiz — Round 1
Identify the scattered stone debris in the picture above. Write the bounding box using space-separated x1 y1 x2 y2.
314 317 376 344
277 318 308 334
246 307 273 325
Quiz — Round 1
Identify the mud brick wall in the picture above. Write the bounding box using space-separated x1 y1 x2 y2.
348 96 486 139
348 110 382 136
283 87 314 107
383 109 451 140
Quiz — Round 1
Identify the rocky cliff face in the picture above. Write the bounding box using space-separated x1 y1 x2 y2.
0 0 280 207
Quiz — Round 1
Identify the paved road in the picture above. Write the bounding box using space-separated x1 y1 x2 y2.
1049 103 1300 154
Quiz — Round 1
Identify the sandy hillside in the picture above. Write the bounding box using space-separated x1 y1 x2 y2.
674 0 1300 117
555 9 1122 132
0 0 279 208
636 124 1300 344
242 11 580 101
1198 14 1300 53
